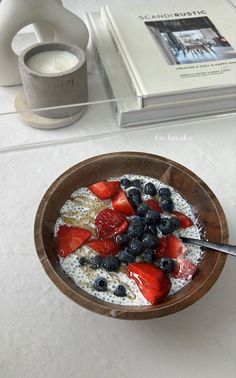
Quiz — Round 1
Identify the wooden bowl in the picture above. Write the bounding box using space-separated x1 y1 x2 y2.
34 152 228 319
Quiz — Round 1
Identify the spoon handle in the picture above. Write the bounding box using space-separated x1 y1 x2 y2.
181 237 236 257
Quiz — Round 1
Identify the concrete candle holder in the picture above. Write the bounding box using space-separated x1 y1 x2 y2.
17 42 87 126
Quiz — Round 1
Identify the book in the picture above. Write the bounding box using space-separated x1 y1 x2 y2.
87 12 236 127
101 0 236 108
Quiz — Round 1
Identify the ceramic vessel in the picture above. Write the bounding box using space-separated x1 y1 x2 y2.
0 0 89 86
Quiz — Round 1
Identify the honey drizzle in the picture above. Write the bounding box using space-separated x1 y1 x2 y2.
61 216 96 235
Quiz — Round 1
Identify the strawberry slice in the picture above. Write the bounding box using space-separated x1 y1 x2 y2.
95 208 129 239
87 238 121 257
112 189 135 216
172 211 193 229
89 180 120 200
173 258 197 280
57 225 92 258
156 235 187 259
57 224 72 238
146 198 163 213
156 238 168 259
127 262 171 304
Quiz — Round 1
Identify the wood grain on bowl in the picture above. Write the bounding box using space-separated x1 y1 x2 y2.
34 152 228 319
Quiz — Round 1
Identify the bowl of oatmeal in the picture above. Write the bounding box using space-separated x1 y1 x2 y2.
34 152 228 319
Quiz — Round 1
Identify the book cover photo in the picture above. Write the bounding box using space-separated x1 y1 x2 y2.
145 16 236 65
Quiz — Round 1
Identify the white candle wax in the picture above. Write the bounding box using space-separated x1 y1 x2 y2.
27 50 79 74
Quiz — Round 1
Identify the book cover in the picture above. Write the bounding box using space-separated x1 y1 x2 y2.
101 0 236 103
87 12 236 127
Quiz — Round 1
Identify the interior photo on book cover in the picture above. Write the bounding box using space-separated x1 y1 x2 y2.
145 16 236 65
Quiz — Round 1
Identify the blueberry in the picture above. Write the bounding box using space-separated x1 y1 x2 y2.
130 216 144 226
127 224 144 239
128 239 144 256
171 217 181 230
78 256 87 266
118 250 135 264
143 249 156 263
160 197 174 213
144 182 157 197
128 188 141 198
142 233 159 249
144 224 157 234
159 257 175 273
93 277 107 292
131 179 142 189
90 255 103 269
116 234 130 246
136 203 149 217
120 178 131 188
158 218 174 235
144 210 161 225
103 256 120 272
114 284 127 297
159 187 171 198
130 195 142 209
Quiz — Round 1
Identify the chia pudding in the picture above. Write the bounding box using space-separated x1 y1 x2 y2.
54 175 203 306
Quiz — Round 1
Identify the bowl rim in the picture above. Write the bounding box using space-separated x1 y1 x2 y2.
34 152 228 319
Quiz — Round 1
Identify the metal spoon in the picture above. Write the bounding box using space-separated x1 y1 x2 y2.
181 237 236 257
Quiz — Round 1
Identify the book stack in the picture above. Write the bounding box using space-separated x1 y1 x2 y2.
87 0 236 126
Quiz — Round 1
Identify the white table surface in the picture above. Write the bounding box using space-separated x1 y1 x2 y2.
1 114 236 378
1 1 236 378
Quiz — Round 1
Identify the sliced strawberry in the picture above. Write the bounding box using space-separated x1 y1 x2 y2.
127 262 171 304
112 189 135 216
57 226 92 258
172 211 193 229
57 224 72 239
156 235 187 259
95 208 129 239
156 238 168 259
87 238 121 257
146 198 163 213
89 180 120 200
173 258 197 280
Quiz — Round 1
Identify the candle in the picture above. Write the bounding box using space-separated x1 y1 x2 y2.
19 42 87 119
27 51 79 74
